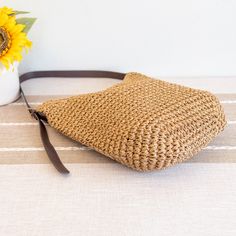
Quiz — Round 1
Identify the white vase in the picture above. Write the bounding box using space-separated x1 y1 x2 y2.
0 62 20 106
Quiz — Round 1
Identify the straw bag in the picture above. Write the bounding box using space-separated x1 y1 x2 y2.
20 71 226 174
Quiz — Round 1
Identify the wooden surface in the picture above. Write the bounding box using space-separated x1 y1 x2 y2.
0 77 235 236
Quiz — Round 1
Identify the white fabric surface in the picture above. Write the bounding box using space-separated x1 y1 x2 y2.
0 163 236 236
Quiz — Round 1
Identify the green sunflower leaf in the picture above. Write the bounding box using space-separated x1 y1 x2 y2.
13 11 30 15
16 17 37 34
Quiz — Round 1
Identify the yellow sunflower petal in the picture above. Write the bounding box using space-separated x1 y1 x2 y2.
0 12 8 27
9 24 25 36
3 16 16 32
0 57 10 69
0 7 14 15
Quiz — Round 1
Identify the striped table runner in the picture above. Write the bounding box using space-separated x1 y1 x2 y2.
0 94 235 166
0 79 236 235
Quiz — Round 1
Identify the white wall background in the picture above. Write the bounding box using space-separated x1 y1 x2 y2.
2 0 236 76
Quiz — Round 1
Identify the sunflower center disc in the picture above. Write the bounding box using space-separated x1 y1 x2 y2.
0 28 10 54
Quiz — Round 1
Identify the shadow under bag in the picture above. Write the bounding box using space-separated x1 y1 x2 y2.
20 71 226 174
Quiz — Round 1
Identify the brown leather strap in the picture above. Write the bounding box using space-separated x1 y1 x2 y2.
20 70 126 174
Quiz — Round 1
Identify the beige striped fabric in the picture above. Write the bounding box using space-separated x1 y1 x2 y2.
0 94 235 165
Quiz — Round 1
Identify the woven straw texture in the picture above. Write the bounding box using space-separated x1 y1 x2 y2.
37 73 226 171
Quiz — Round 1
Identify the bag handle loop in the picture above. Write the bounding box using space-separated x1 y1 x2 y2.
20 70 126 174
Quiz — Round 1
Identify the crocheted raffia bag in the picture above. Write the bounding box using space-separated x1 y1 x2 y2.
20 71 226 174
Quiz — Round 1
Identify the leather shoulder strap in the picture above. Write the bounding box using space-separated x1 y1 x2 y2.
20 70 126 174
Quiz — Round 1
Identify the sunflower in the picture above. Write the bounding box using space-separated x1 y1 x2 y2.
0 9 32 69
